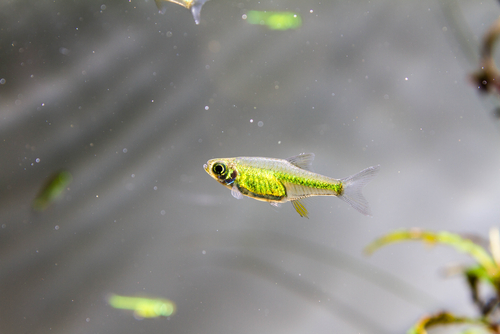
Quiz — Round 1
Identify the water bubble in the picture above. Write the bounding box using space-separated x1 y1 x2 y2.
166 31 172 37
54 225 60 230
0 78 5 84
86 318 90 323
153 186 158 190
131 174 135 178
202 250 206 254
35 158 40 163
204 106 209 110
122 148 127 153
383 94 389 100
160 210 166 215
257 121 263 127
100 4 106 10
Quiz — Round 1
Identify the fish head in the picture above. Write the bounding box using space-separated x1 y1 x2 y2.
203 158 238 187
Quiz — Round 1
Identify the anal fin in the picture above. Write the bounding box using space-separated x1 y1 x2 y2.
291 199 308 218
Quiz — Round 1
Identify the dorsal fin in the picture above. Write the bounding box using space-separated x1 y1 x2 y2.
286 153 315 171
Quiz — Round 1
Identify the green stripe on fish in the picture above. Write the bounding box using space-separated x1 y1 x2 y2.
203 153 379 218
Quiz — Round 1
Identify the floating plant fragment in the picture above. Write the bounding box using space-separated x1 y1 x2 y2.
32 170 73 211
155 0 210 25
107 294 176 319
245 11 302 30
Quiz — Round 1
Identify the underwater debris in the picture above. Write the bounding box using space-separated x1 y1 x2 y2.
155 0 210 25
471 17 500 94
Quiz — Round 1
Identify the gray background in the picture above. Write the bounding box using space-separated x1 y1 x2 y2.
1 0 500 333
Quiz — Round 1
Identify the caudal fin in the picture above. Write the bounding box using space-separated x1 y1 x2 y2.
339 165 380 216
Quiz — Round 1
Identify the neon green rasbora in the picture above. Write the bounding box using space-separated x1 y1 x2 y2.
107 294 176 319
203 153 380 218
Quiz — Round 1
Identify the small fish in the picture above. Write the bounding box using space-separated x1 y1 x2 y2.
155 0 210 25
245 11 302 31
203 154 380 218
32 170 73 211
107 294 176 319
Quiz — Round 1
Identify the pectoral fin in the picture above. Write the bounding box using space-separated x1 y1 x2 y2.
231 185 244 199
291 199 308 218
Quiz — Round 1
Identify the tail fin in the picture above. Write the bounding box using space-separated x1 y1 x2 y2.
339 165 380 216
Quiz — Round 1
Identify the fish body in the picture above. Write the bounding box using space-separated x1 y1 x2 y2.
155 0 210 25
32 170 73 211
203 153 379 217
107 294 176 319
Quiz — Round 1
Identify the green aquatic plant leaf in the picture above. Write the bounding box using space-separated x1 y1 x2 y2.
107 294 176 319
245 11 302 30
365 229 498 277
32 171 73 211
407 312 492 334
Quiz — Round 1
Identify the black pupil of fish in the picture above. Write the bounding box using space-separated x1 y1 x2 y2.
213 164 225 174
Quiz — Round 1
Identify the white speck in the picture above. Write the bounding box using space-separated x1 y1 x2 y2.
257 121 263 127
202 250 206 254
331 93 335 96
278 141 281 144
250 119 254 123
131 174 135 178
54 225 60 230
405 77 408 81
86 318 90 323
309 9 313 13
96 195 99 198
59 47 70 56
0 78 5 84
1 224 6 229
151 100 154 102
383 94 389 99
205 106 209 110
35 158 40 163
123 148 127 153
205 65 210 69
160 210 166 215
153 186 158 190
41 103 45 106
198 138 202 143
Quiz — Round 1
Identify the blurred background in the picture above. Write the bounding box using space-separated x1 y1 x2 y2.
1 0 500 333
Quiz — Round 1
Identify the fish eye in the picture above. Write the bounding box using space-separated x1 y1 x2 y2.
212 163 226 175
